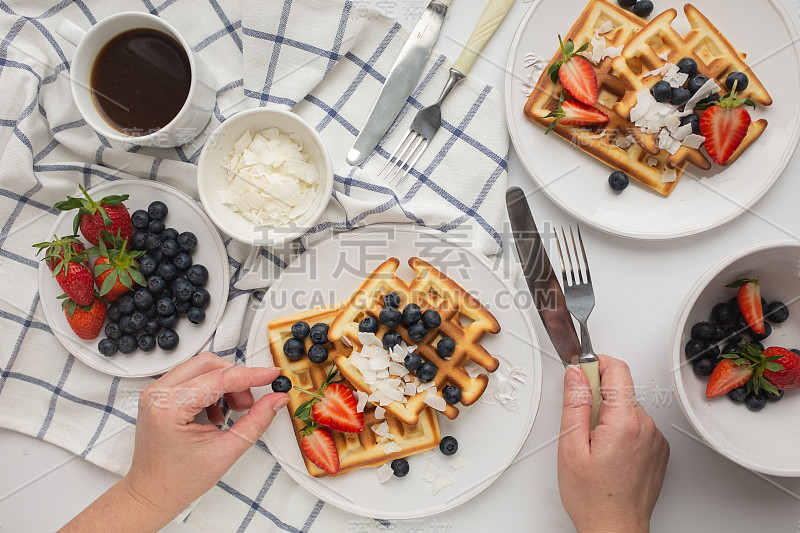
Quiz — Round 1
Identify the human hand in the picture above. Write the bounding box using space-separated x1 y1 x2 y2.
557 355 670 533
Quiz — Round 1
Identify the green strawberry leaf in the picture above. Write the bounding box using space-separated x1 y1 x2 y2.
130 268 146 287
764 362 785 372
725 278 757 289
759 378 780 396
99 270 118 296
93 262 114 276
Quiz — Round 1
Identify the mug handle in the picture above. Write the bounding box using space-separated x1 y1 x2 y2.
56 19 87 47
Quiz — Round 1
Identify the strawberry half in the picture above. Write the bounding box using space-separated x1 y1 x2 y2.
90 231 146 302
294 365 365 434
548 35 597 106
706 358 753 399
710 343 786 399
300 425 339 475
762 347 800 391
544 94 609 134
699 80 756 165
62 294 107 340
54 185 131 246
33 235 94 306
726 278 763 334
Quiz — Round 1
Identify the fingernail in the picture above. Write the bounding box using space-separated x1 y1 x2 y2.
273 396 290 412
565 365 583 388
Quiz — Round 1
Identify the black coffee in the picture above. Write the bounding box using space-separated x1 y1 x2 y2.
90 28 191 136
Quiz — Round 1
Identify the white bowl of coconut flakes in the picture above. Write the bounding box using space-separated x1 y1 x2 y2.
197 108 333 247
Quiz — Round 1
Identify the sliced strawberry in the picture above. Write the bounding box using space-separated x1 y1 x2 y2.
548 35 597 105
727 278 763 334
763 347 800 391
706 359 753 398
311 383 365 434
544 96 609 133
300 426 339 475
699 80 755 165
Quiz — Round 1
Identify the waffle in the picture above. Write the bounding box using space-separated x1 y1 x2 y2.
611 4 771 169
328 257 501 425
268 305 441 478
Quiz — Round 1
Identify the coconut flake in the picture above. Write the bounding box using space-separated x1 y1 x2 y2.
423 391 447 412
358 332 383 348
422 462 439 482
605 46 623 59
377 464 393 483
432 473 455 495
680 79 721 116
383 441 402 454
596 21 614 34
375 406 386 419
682 134 706 149
647 157 659 167
340 336 352 347
630 90 656 123
372 421 390 438
657 51 670 61
355 390 368 413
672 123 694 142
388 362 409 377
450 456 467 470
404 382 417 397
661 169 678 183
615 136 632 149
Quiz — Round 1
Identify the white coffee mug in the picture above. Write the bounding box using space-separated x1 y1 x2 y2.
57 12 215 148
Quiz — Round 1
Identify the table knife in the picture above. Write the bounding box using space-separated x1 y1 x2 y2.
506 187 601 428
346 0 451 166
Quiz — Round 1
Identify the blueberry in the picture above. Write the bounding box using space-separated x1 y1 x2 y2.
98 338 118 357
748 322 771 342
147 201 168 221
131 231 148 251
174 299 192 315
117 293 136 315
617 0 635 7
131 209 150 230
391 458 409 477
442 385 462 404
151 248 164 263
173 277 194 302
721 343 739 356
271 375 292 393
687 74 709 94
680 113 701 134
144 318 161 335
765 301 789 323
157 328 179 350
723 327 742 345
417 361 437 382
766 389 784 402
120 315 135 335
711 324 728 342
404 352 422 372
608 171 629 192
156 297 175 316
439 436 458 456
138 334 156 352
177 231 197 252
745 392 767 412
677 57 698 76
139 254 158 277
145 276 165 296
437 337 456 358
118 335 137 354
383 292 401 308
308 343 328 364
671 87 692 107
105 321 122 340
144 232 162 252
379 307 402 328
128 311 146 332
725 71 749 92
408 322 428 342
712 302 737 325
186 264 208 287
133 288 153 310
382 330 401 350
632 0 653 17
309 323 329 344
402 304 422 325
143 305 157 319
728 386 748 403
148 219 165 234
358 316 379 334
692 357 715 377
187 307 205 324
160 238 179 258
793 349 800 356
283 338 305 360
291 321 311 339
651 80 672 103
158 261 177 281
703 343 721 361
161 228 179 242
422 310 441 329
685 339 707 360
697 93 719 107
173 252 193 271
691 321 715 341
106 302 121 322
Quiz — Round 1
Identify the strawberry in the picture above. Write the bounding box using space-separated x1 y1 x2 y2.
33 235 95 306
699 80 756 165
726 278 763 334
294 365 365 434
54 185 131 246
762 347 800 391
548 35 597 106
710 343 786 399
706 358 753 399
90 231 146 302
544 94 609 133
300 425 339 475
62 294 107 340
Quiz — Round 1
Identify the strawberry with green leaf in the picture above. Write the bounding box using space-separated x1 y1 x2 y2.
61 294 107 340
548 35 597 106
33 235 94 307
699 80 757 165
706 343 786 399
90 231 146 302
54 185 131 246
544 92 609 134
294 365 365 434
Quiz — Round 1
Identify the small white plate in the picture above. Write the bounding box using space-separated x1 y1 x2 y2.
504 0 800 240
38 180 229 378
246 226 542 519
670 240 800 476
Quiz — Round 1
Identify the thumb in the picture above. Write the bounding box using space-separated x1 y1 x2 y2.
223 393 290 457
559 365 592 456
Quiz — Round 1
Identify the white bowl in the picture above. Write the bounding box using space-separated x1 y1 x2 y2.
671 240 800 476
197 108 333 247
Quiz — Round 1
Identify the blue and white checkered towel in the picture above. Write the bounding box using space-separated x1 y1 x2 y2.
0 0 509 530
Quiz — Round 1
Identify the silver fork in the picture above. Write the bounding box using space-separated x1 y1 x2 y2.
554 225 602 429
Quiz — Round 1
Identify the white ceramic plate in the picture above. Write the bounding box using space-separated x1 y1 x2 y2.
504 0 800 240
670 240 800 476
38 180 229 378
246 226 542 519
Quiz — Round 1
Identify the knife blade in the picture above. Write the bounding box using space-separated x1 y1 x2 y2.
346 0 450 166
506 187 581 367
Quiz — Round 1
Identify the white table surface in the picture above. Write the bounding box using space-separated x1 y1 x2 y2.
3 1 800 531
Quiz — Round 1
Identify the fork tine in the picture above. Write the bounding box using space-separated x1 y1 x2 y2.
553 227 569 286
391 138 428 185
387 134 424 184
567 226 584 284
562 227 578 286
379 129 414 179
575 225 591 284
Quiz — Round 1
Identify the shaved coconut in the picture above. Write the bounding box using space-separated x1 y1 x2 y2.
666 138 682 155
615 136 632 149
422 462 439 482
662 169 678 183
669 73 689 88
672 123 694 142
680 79 721 116
682 134 706 149
388 362 409 377
596 21 614 34
358 332 383 348
375 406 386 419
372 421 390 437
657 51 670 61
630 91 656 123
647 157 659 167
417 380 436 391
423 391 447 412
355 390 368 413
383 442 402 454
606 46 623 59
665 114 682 134
404 382 417 396
340 336 352 347
646 117 663 134
450 456 467 470
590 34 606 65
377 464 393 483
403 374 413 383
432 473 455 495
657 129 672 150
